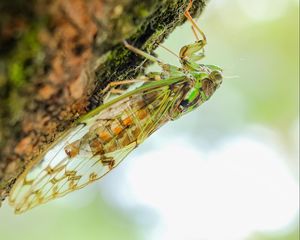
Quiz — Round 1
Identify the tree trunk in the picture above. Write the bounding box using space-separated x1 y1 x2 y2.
0 0 206 203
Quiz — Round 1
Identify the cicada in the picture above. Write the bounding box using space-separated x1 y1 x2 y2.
9 0 223 213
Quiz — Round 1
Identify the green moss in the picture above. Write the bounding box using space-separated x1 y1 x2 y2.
133 2 151 18
7 24 43 88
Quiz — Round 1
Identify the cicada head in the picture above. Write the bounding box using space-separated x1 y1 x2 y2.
170 64 223 119
200 64 223 97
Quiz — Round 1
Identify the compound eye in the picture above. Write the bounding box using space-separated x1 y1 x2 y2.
209 70 223 82
202 78 214 97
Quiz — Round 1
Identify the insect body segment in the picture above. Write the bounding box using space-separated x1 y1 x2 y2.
8 0 223 213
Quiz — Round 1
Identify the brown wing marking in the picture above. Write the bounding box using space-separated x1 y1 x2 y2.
10 141 137 214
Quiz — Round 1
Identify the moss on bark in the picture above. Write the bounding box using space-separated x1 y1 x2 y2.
0 0 207 203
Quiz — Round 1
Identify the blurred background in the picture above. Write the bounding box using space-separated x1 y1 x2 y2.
0 0 299 239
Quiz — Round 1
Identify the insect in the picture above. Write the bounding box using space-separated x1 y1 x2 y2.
8 0 223 213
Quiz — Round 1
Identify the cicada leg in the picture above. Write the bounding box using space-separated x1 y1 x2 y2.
123 40 183 78
101 77 150 101
179 0 207 69
184 0 207 44
123 40 165 66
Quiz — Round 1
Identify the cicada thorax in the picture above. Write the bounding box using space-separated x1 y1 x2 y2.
63 89 168 168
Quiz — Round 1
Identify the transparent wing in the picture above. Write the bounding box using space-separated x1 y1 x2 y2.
9 78 184 214
137 87 179 141
9 124 137 213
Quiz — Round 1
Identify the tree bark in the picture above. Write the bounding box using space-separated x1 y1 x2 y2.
0 0 206 203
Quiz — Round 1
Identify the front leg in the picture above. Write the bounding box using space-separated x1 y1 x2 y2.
179 0 208 70
179 41 205 62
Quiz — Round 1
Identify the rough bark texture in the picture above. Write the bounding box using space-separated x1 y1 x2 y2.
0 0 206 203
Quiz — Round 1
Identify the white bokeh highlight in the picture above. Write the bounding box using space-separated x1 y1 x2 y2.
104 127 300 240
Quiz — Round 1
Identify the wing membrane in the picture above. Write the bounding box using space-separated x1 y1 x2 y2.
9 77 185 213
